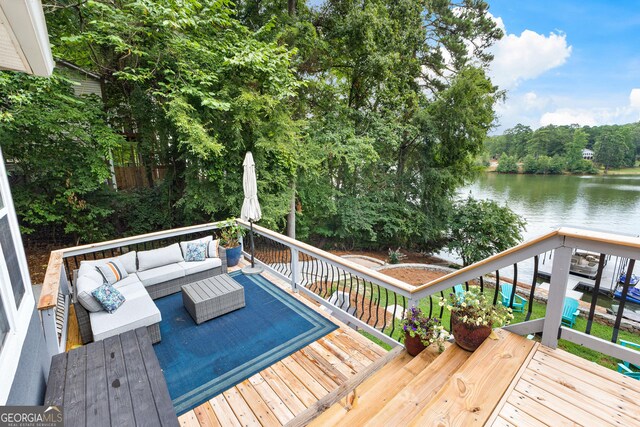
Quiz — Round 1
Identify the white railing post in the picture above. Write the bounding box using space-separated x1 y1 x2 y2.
541 246 572 348
290 247 300 292
41 308 61 356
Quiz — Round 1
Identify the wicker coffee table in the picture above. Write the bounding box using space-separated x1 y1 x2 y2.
181 274 245 324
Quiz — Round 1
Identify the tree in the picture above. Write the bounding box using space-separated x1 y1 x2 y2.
0 72 124 243
447 197 526 266
594 127 629 172
566 128 588 172
522 155 538 174
47 0 301 229
496 153 518 173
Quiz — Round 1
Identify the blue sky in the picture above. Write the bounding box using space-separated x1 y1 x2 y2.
486 0 640 132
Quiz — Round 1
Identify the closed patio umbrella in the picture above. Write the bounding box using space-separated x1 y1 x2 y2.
241 152 263 274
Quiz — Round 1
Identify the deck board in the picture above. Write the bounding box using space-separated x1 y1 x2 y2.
408 329 536 426
490 346 640 427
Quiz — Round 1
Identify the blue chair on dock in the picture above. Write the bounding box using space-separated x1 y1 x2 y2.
453 284 466 301
499 283 527 312
617 340 640 380
561 297 580 328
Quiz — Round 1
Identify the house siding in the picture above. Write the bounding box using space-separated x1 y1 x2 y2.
6 308 49 405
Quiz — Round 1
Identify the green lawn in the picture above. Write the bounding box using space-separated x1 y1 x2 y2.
359 286 640 371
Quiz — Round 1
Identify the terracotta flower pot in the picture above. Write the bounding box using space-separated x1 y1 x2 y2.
404 331 427 356
451 313 491 352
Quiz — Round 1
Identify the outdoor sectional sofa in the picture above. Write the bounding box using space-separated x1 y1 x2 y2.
73 236 227 344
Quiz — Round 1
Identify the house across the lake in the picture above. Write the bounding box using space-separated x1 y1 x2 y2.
582 148 595 160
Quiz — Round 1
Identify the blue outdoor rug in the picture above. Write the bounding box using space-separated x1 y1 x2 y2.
153 271 337 415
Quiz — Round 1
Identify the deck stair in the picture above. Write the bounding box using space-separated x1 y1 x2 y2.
309 329 536 426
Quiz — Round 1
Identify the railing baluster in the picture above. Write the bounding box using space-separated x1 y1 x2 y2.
390 292 398 337
479 276 484 293
508 263 518 308
526 255 539 322
381 288 389 333
374 285 381 328
439 291 445 318
612 259 636 343
493 270 500 305
366 280 374 324
354 276 361 317
428 295 433 317
585 253 606 335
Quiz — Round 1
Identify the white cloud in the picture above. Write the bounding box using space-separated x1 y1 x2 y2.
630 88 640 109
488 20 572 90
538 88 640 127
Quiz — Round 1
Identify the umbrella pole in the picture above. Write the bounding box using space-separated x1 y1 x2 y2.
250 220 255 268
242 219 263 275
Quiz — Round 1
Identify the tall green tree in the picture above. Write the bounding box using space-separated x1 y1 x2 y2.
47 0 301 229
594 127 630 172
0 72 123 243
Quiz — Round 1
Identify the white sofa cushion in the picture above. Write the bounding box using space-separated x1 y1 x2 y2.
136 263 185 287
112 274 141 290
137 243 184 271
180 236 213 258
113 277 148 300
90 292 161 342
76 275 104 312
178 258 222 276
78 251 137 277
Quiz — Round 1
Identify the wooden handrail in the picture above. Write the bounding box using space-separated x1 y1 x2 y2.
38 250 64 310
410 230 562 294
237 219 416 294
558 227 640 249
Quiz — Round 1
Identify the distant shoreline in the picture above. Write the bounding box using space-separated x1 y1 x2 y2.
485 163 640 176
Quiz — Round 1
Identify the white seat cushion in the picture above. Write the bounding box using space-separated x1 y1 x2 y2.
114 279 148 301
178 258 221 276
112 274 142 290
90 292 161 342
136 263 185 287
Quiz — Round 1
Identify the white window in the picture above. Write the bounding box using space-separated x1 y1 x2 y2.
0 149 35 404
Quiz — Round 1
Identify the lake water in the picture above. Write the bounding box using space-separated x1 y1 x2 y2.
461 173 640 241
439 173 640 309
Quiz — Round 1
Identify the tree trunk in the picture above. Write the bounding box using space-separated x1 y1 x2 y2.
288 0 296 17
287 180 296 239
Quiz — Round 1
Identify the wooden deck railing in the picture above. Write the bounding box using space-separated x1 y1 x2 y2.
242 222 640 367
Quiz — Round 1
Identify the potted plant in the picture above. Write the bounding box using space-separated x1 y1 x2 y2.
439 285 514 352
219 220 246 267
400 307 450 356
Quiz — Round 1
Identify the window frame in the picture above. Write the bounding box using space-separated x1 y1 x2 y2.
0 149 35 404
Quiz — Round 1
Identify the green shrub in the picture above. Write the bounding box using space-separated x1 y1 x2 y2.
496 153 519 173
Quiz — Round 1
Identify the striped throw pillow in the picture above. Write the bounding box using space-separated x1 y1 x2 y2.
96 259 129 285
208 239 219 258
